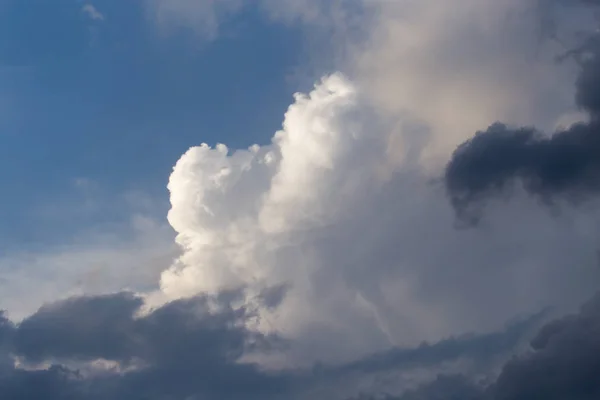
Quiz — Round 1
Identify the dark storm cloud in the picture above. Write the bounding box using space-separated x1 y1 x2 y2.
335 310 547 376
353 292 600 400
444 28 600 222
0 292 292 400
0 284 595 400
15 293 143 363
0 291 549 400
0 366 81 400
490 292 600 400
445 121 600 221
391 375 483 400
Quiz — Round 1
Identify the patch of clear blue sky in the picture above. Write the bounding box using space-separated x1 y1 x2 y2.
0 0 313 249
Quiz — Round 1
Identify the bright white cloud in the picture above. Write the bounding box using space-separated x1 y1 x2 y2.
159 72 600 367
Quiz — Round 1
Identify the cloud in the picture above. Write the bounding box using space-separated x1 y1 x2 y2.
352 292 600 400
490 292 600 400
0 292 291 400
444 121 600 222
146 0 600 395
444 10 600 222
0 289 593 399
156 68 600 370
0 290 550 400
145 0 245 39
0 214 176 321
82 4 104 21
348 0 597 171
146 0 600 374
369 375 484 400
2 0 600 398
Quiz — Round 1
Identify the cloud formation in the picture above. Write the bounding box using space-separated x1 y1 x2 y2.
444 5 600 221
350 292 600 400
491 292 600 400
0 289 596 399
350 0 591 169
0 290 552 400
159 70 599 369
3 0 600 399
0 292 292 400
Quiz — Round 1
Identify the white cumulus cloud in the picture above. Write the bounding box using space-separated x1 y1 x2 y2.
158 72 600 367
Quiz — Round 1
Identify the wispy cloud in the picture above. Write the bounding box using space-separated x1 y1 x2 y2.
82 4 104 21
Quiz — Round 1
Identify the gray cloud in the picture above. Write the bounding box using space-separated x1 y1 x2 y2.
445 121 600 222
444 26 600 222
15 293 143 363
426 4 600 397
365 375 483 400
0 292 291 400
490 292 600 400
0 291 550 400
335 310 546 377
354 292 600 400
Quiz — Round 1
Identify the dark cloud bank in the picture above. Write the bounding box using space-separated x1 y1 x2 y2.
0 289 597 399
0 292 292 400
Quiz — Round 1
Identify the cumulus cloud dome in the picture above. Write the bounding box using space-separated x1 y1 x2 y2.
161 74 397 363
159 70 600 366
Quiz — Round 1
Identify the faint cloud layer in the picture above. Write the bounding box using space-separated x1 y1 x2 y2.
82 4 104 21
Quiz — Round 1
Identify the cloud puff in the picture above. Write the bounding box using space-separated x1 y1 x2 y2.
158 68 600 368
82 4 104 21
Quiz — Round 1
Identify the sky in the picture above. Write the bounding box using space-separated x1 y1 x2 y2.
1 0 600 399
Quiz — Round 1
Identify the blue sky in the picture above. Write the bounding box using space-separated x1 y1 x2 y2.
0 0 308 249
